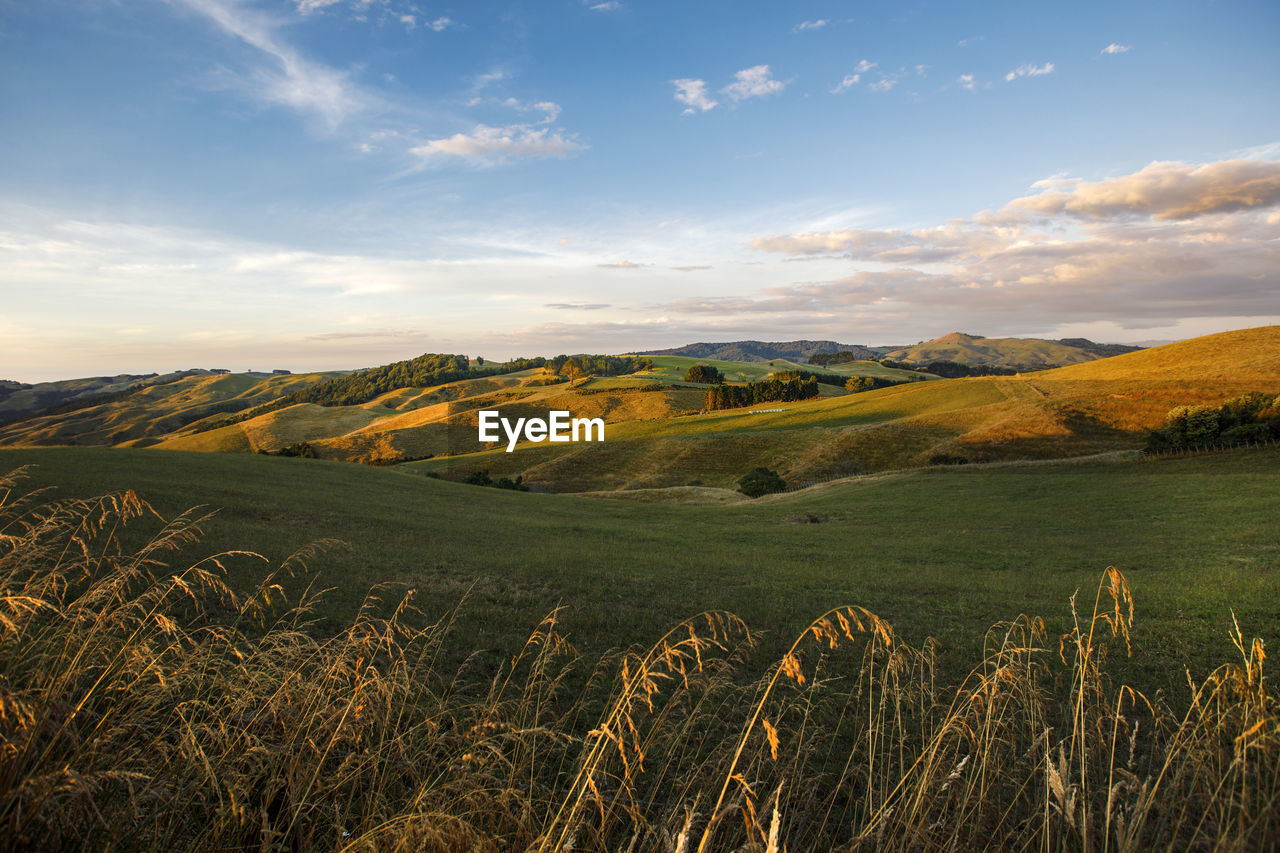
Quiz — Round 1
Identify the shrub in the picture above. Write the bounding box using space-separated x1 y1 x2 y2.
737 466 786 497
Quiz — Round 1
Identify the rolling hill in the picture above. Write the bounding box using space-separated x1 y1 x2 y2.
638 333 1141 368
636 339 880 362
1 326 1275 495
878 332 1143 368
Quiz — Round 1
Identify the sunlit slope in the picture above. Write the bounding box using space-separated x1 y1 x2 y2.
1037 325 1280 382
153 371 707 463
410 327 1280 491
880 332 1121 367
0 371 339 448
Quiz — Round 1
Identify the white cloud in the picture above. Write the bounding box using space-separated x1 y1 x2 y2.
672 78 718 114
793 19 828 32
596 260 646 268
175 0 368 130
1003 158 1280 221
958 74 975 90
1005 62 1055 82
410 123 587 162
831 74 861 93
832 60 876 93
868 78 897 93
427 17 455 31
1101 43 1131 55
586 0 620 10
721 65 787 101
717 157 1280 333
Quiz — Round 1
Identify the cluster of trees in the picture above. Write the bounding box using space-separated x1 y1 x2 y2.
918 360 1018 378
1146 392 1280 452
738 466 786 497
772 368 846 388
290 354 481 407
844 375 911 393
544 355 653 379
684 364 722 383
808 351 862 366
463 470 529 491
703 377 820 411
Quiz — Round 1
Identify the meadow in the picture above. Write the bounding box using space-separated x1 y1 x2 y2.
2 445 1275 691
0 448 1276 850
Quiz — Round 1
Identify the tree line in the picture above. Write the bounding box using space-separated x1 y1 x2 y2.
1146 392 1280 451
703 377 820 410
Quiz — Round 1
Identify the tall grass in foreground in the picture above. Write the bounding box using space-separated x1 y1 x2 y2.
0 468 1275 851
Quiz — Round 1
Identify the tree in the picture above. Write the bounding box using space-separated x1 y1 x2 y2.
737 467 786 498
684 364 723 383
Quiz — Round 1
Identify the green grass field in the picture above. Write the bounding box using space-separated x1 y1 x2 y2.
3 445 1275 694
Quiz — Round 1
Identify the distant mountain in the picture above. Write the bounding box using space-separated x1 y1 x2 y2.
637 334 1142 369
635 340 880 362
877 333 1143 369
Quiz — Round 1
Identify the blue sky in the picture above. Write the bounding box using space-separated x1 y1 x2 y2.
2 0 1279 380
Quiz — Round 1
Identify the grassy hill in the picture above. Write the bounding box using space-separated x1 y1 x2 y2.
2 327 1277 495
881 331 1141 368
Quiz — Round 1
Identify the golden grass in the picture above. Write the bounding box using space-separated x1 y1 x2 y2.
1 468 1277 850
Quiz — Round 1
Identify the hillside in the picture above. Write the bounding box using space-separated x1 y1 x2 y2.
636 339 880 362
879 332 1142 369
1 371 173 422
408 325 1280 491
0 371 341 447
2 327 1275 495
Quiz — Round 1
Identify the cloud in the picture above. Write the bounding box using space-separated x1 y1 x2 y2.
409 123 587 162
867 78 897 93
427 16 456 31
586 0 620 10
471 69 507 91
793 19 827 32
1101 43 1131 55
596 260 646 268
176 0 388 130
1004 159 1280 221
1005 62 1054 82
671 265 712 272
708 157 1280 333
831 60 876 93
958 74 975 90
672 78 718 114
721 65 787 101
546 302 612 310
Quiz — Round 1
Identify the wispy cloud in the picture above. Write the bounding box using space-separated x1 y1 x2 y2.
584 0 620 11
546 302 612 310
831 59 876 93
672 78 718 114
409 123 587 162
793 19 827 32
1005 62 1055 82
958 74 976 91
177 0 368 130
721 65 787 101
1101 43 1131 55
671 265 711 272
596 260 647 268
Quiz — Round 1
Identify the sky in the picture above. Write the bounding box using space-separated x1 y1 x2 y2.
2 0 1279 381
